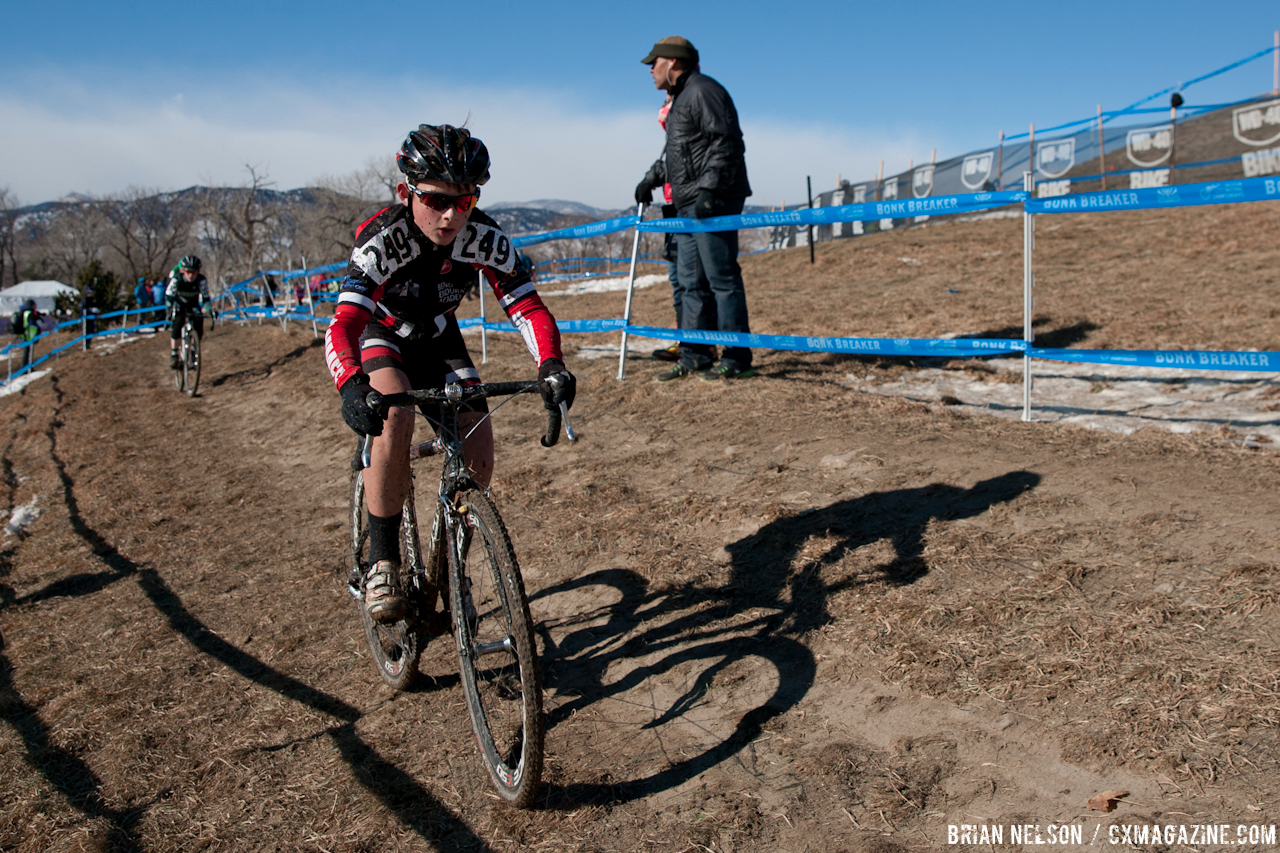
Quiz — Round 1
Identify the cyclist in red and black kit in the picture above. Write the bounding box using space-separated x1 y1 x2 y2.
326 123 575 624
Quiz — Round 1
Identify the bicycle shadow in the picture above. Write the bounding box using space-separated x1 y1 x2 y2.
533 469 1040 807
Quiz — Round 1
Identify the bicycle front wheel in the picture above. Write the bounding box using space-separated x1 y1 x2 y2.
185 325 201 396
172 338 183 391
447 488 543 808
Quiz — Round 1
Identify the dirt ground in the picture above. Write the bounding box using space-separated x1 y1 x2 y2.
2 201 1279 852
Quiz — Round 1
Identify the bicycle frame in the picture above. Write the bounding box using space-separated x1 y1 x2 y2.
347 379 565 806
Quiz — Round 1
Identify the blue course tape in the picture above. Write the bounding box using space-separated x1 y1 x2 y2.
512 215 642 248
458 316 1025 358
638 191 1028 234
456 316 1280 372
1030 348 1279 371
1027 175 1280 214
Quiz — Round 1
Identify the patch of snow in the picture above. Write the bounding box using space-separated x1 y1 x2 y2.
5 497 41 537
898 257 921 265
540 273 667 297
847 356 1280 446
0 369 52 396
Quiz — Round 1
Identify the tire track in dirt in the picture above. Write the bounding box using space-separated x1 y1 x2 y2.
0 329 510 852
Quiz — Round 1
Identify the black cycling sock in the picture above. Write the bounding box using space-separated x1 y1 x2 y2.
367 511 403 566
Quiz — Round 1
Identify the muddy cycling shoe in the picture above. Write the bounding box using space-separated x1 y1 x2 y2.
656 363 697 382
652 343 680 361
702 364 755 381
169 353 181 370
364 560 409 623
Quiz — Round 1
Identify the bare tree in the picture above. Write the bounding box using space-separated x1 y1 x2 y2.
0 187 19 287
198 165 279 282
100 187 194 282
34 198 110 284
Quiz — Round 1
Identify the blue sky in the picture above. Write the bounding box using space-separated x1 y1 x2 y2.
2 1 1278 208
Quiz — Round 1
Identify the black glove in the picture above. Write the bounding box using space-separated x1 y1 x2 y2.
694 189 716 219
339 374 384 436
537 359 576 411
634 182 653 206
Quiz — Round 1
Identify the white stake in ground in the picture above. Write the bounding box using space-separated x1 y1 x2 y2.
616 202 645 381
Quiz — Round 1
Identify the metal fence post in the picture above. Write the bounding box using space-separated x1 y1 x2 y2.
1022 171 1035 422
616 203 645 380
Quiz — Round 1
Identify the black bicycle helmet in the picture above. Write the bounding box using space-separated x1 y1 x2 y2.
179 255 202 271
397 124 491 186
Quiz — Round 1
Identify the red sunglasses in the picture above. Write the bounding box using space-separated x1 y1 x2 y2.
407 186 480 214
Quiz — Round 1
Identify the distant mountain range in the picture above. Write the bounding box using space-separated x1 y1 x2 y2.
487 199 622 219
14 191 773 239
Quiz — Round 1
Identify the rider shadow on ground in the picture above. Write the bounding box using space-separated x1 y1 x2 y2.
534 469 1040 807
0 382 503 851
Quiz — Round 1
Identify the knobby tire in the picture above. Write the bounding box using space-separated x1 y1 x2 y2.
185 325 201 396
446 487 543 808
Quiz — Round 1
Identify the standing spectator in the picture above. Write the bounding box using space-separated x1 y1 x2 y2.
134 277 152 308
150 278 165 308
649 91 713 363
14 299 41 369
635 36 754 381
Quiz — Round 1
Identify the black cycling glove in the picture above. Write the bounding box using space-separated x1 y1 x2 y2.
694 189 716 219
634 182 653 206
339 374 384 436
537 359 576 411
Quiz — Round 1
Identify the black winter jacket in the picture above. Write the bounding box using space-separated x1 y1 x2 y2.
642 70 751 210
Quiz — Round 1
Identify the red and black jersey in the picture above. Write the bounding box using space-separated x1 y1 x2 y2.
324 204 561 389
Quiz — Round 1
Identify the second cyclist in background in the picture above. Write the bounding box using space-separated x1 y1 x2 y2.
326 123 575 625
166 255 210 370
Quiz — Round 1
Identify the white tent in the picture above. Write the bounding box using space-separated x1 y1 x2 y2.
0 281 77 315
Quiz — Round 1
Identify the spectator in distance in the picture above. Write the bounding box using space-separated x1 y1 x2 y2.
635 36 754 381
14 299 42 369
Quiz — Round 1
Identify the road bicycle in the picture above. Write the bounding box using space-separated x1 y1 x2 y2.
172 313 201 396
344 379 571 808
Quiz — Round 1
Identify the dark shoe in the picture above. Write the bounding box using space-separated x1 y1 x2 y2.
656 363 696 382
702 364 755 381
169 353 180 370
364 560 409 623
652 343 681 361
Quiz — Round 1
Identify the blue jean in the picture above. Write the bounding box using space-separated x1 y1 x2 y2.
676 197 751 370
666 233 712 330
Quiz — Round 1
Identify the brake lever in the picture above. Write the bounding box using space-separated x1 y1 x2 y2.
559 401 577 442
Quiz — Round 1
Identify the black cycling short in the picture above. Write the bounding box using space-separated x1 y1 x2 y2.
358 315 488 414
169 302 204 340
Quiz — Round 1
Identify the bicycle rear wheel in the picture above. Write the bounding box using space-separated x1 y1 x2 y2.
446 487 543 807
184 324 201 396
348 469 422 690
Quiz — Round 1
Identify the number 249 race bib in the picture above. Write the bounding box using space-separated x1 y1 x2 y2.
451 222 516 274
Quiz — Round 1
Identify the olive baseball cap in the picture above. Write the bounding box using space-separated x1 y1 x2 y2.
641 36 699 65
